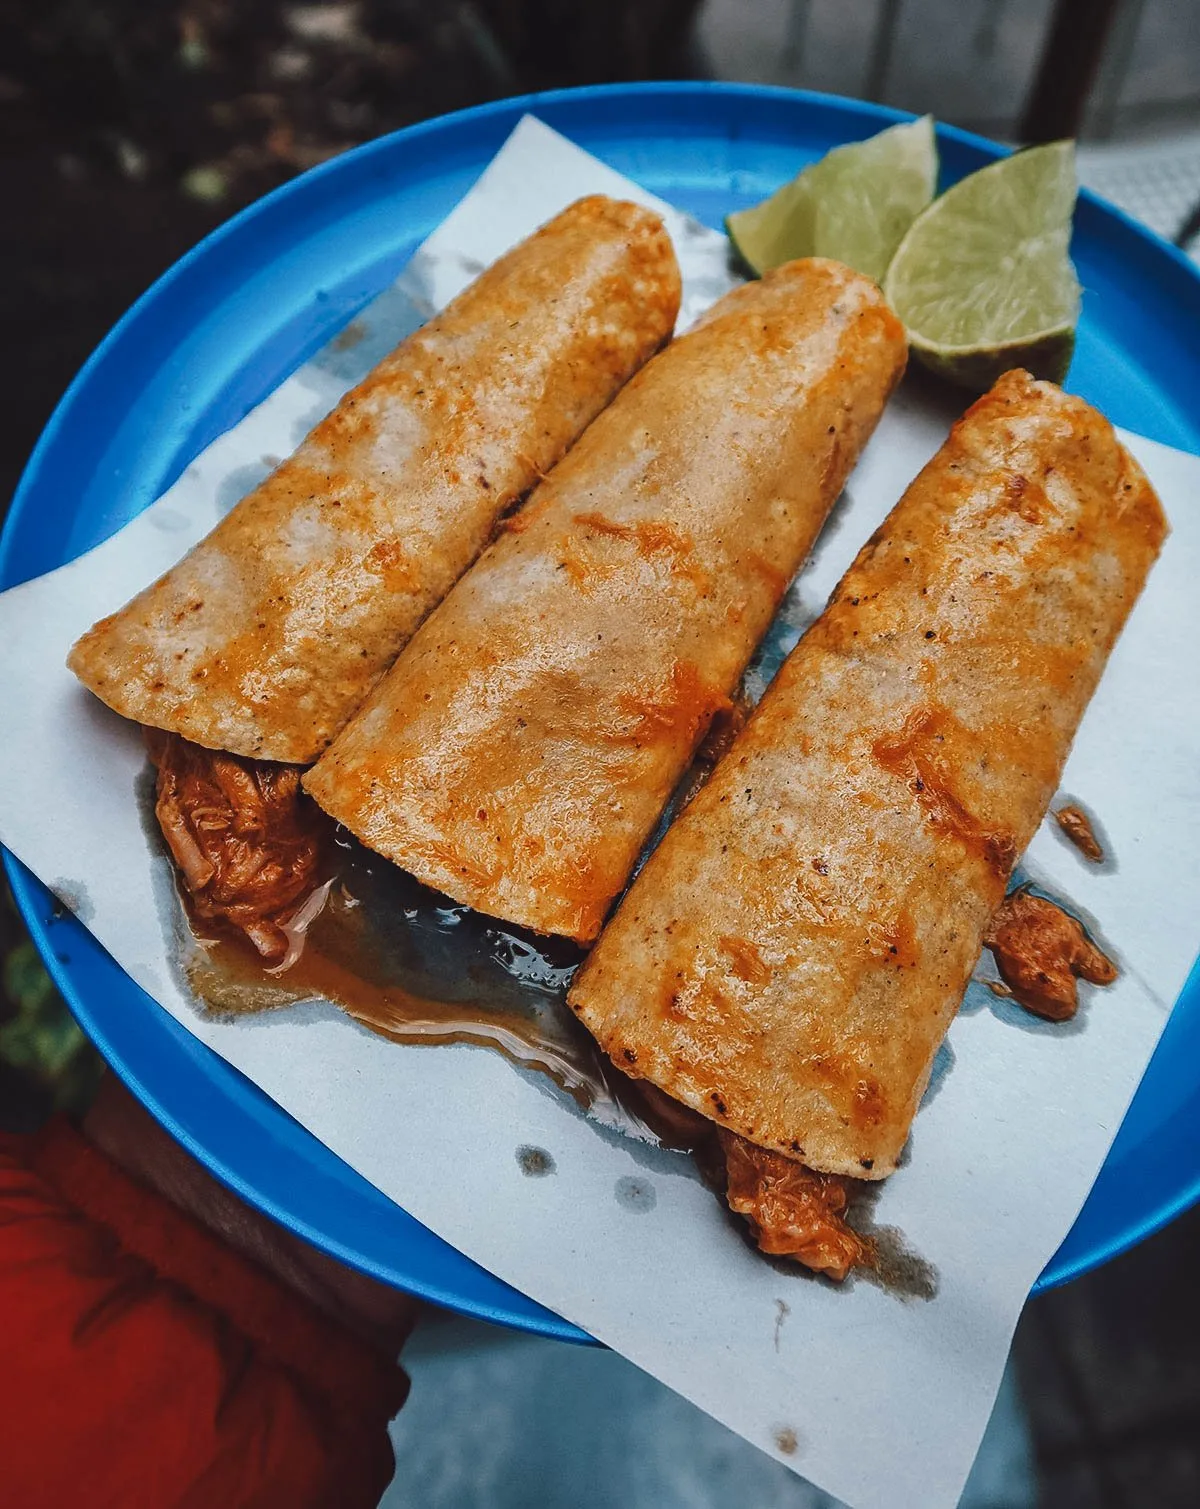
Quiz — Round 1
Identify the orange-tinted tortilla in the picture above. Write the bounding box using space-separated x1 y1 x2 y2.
568 371 1167 1177
304 259 907 940
68 196 680 763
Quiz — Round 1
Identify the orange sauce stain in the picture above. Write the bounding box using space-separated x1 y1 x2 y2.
806 1049 887 1131
872 707 1017 878
718 934 771 984
612 660 732 748
557 542 593 589
745 551 789 599
572 511 711 593
365 538 416 590
502 491 554 535
866 911 921 969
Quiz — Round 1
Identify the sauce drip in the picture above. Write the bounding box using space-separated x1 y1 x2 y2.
183 826 710 1154
872 707 1016 878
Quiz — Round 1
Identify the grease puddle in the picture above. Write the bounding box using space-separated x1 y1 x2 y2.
184 824 709 1155
174 799 933 1297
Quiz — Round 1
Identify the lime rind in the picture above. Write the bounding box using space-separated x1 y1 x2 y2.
912 327 1076 391
883 140 1081 390
726 115 938 284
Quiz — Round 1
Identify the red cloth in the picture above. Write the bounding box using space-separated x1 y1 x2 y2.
0 1117 408 1508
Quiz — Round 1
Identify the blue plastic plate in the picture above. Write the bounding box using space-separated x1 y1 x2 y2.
4 84 1200 1342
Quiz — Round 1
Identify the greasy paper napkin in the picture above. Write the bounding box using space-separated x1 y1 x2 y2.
2 117 1199 1509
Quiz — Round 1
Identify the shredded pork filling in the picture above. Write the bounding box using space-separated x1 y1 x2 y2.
146 729 327 963
983 886 1117 1021
718 1130 870 1282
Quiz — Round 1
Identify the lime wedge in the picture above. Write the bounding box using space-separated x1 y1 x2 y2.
883 140 1080 391
726 116 937 283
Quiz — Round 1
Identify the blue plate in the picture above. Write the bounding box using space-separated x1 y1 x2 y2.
4 84 1200 1342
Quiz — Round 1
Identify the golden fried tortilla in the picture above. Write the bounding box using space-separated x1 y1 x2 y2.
69 196 681 763
568 371 1166 1177
304 259 907 940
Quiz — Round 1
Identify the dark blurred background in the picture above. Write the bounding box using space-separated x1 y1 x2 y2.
2 3 1199 1504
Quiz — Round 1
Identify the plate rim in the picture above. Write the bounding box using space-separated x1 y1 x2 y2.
4 80 1200 1332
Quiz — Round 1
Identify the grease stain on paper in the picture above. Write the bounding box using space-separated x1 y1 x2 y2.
516 1144 556 1178
614 1175 657 1213
331 320 367 352
772 1425 800 1457
215 460 275 517
49 879 94 926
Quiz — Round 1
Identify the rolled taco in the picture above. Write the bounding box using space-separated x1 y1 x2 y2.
69 195 681 764
303 259 907 941
568 370 1166 1181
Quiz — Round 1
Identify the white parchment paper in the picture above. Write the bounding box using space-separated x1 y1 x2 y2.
2 117 1200 1509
